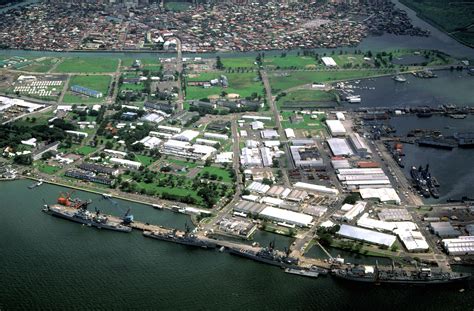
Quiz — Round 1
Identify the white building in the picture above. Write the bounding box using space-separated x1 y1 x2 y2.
251 121 265 130
326 120 346 136
284 128 296 139
293 182 339 195
172 130 200 142
21 138 37 148
139 136 162 149
349 133 371 157
338 224 396 247
259 206 313 227
321 56 337 67
204 132 229 140
260 130 280 139
241 147 262 167
327 138 354 156
359 188 401 205
110 158 142 169
65 130 88 138
157 125 181 134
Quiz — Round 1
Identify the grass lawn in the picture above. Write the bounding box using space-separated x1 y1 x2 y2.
331 54 367 67
263 55 318 69
120 57 157 67
197 166 233 183
37 164 60 174
269 69 395 93
120 83 145 92
63 75 111 104
54 57 119 73
277 89 337 109
20 58 60 72
75 146 97 156
135 154 155 167
280 111 326 131
166 158 199 168
221 57 256 69
186 72 263 100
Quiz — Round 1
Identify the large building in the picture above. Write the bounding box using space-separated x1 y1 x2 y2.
290 146 324 168
326 120 346 136
70 85 103 98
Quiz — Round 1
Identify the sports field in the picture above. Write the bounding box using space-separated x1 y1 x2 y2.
54 57 119 73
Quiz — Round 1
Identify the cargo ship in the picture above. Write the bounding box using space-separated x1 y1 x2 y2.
332 264 470 285
143 223 215 249
228 241 299 268
42 198 132 233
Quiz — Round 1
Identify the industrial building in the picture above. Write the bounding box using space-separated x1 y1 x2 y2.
78 163 119 176
138 136 162 149
260 130 280 139
359 188 401 205
293 182 339 195
342 201 367 221
109 158 142 170
70 85 103 98
162 140 216 161
337 224 396 248
321 56 337 67
172 130 200 142
349 133 371 158
326 120 346 136
430 222 461 238
241 147 262 167
442 236 474 255
337 168 391 189
284 128 296 139
246 181 270 194
327 138 354 157
290 146 324 168
204 132 229 140
259 206 313 227
65 169 113 186
157 125 181 134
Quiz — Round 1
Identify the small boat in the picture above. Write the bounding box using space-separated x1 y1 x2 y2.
102 193 113 199
28 179 43 189
393 75 407 83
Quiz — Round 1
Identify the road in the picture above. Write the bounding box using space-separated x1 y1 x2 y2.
174 37 184 111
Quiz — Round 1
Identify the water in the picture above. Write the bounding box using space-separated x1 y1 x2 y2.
389 115 474 202
343 70 474 109
0 180 473 310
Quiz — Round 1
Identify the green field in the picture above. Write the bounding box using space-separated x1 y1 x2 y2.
166 158 199 168
263 55 318 69
75 146 97 156
37 164 61 174
277 89 337 109
135 155 155 167
280 111 326 131
269 69 395 93
331 54 367 67
54 57 119 73
400 0 474 47
186 72 263 100
19 58 60 72
197 166 233 183
63 75 111 104
221 57 256 69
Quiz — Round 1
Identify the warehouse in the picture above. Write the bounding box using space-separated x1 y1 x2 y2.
65 130 88 138
162 140 216 160
326 120 346 136
242 115 272 121
71 85 103 98
327 138 354 157
342 201 367 221
172 130 200 142
240 147 262 167
430 222 461 238
337 224 396 247
285 128 296 139
157 125 181 134
78 163 119 176
204 132 229 140
138 136 162 149
293 182 339 195
259 206 313 227
290 146 324 168
378 209 412 221
196 138 219 146
331 158 351 169
442 236 474 256
233 200 266 216
394 228 430 252
349 133 371 158
110 158 142 169
360 188 401 205
261 130 280 139
246 181 270 194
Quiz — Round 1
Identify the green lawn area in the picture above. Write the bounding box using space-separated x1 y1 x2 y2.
197 166 233 183
186 72 263 100
37 163 61 174
54 57 119 73
331 54 367 67
280 111 326 130
120 57 157 67
164 1 191 11
120 83 145 92
277 89 337 109
221 57 256 69
63 75 111 104
269 69 395 93
135 154 155 167
19 57 60 72
166 158 199 168
263 55 318 69
75 146 97 156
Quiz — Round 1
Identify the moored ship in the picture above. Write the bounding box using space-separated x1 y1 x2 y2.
332 264 470 285
42 197 132 233
143 223 215 249
228 241 299 268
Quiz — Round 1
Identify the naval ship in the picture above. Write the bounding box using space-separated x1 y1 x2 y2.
143 223 216 249
332 263 470 285
228 241 299 268
42 197 133 233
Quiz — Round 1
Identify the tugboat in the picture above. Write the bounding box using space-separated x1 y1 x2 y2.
42 197 132 232
332 262 470 285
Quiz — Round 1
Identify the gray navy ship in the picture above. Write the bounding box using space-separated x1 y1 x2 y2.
228 241 299 268
332 263 470 285
42 198 132 233
143 223 216 249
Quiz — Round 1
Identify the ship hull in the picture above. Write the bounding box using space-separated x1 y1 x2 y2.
43 209 132 233
143 231 215 249
227 248 295 268
332 272 471 285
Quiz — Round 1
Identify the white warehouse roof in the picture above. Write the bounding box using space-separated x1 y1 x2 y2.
259 206 313 227
321 56 337 67
326 120 346 136
327 138 354 156
338 224 396 247
359 188 401 205
294 182 339 195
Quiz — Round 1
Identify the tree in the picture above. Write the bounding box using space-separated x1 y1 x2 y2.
216 56 224 70
14 154 32 165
